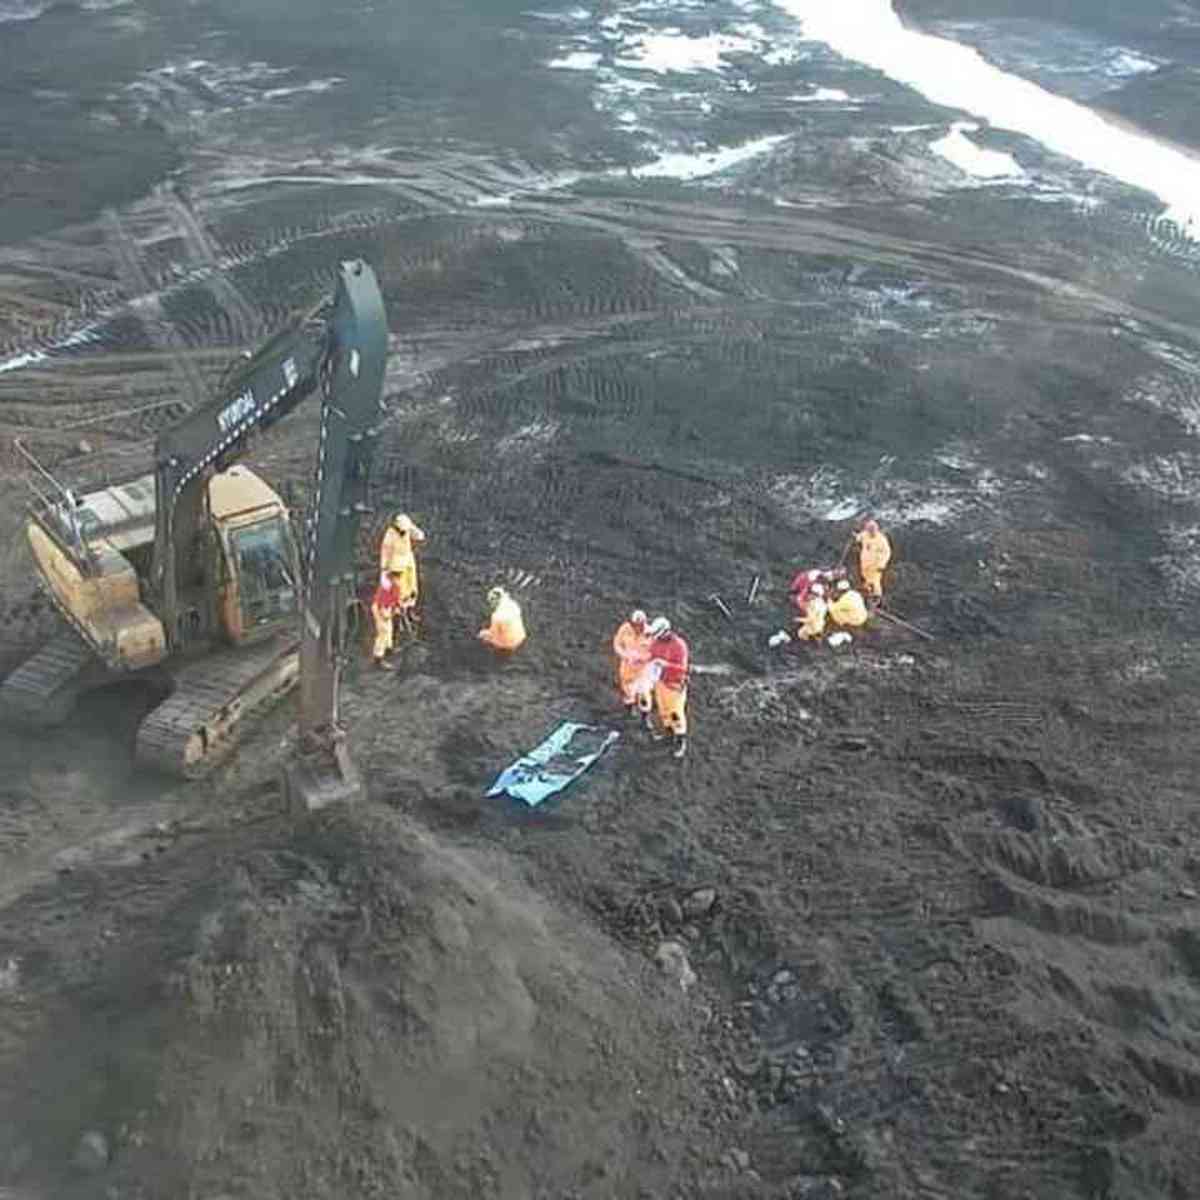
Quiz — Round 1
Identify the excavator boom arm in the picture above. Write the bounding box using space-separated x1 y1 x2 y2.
151 307 327 643
297 262 388 742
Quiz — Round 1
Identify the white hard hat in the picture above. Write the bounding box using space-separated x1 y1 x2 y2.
647 616 671 638
811 583 825 596
487 586 507 609
631 609 647 625
836 579 849 592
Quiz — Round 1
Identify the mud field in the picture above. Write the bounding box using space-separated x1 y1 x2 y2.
3 1 1200 1198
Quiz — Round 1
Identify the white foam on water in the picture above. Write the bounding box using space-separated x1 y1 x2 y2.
595 75 660 97
549 50 604 70
1155 525 1200 598
524 7 592 21
0 0 49 21
1105 50 1161 79
930 122 1024 180
776 0 1200 231
471 170 584 207
0 349 48 374
631 133 787 180
790 87 853 103
0 322 102 375
614 29 758 73
1122 454 1200 500
262 78 345 100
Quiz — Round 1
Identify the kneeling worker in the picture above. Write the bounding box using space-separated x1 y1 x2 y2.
645 616 690 759
828 578 869 628
478 586 526 653
796 583 828 641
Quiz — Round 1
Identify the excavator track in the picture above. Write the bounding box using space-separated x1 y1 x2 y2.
135 636 300 780
0 630 111 727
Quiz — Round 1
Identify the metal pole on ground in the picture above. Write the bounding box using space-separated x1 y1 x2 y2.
874 606 935 641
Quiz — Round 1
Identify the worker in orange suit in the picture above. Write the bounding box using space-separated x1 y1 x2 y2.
370 574 400 670
796 583 828 641
644 616 689 759
379 512 426 619
855 518 892 602
612 609 652 719
828 578 869 628
478 586 526 653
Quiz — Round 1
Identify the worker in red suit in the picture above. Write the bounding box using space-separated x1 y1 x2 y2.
370 574 400 670
644 616 690 760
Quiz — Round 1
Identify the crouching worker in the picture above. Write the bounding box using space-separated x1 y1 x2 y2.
612 609 652 719
478 586 526 654
795 583 828 641
828 578 869 628
371 574 400 670
645 616 690 760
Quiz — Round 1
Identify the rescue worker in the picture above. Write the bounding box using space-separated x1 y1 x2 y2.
855 518 892 603
478 586 526 653
645 616 689 759
789 567 825 616
370 574 400 670
828 578 869 628
612 609 652 719
796 582 828 641
379 512 426 617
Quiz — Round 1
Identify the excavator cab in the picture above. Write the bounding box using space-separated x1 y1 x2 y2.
209 466 300 645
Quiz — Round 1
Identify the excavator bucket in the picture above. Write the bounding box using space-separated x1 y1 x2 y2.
281 729 363 812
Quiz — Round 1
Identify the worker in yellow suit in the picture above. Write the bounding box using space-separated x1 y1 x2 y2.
828 578 869 628
612 609 651 718
379 512 426 619
796 583 828 641
478 586 526 653
855 518 892 602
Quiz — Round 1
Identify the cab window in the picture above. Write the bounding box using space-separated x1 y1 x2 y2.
229 517 298 626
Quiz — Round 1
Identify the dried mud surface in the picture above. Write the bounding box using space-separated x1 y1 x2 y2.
3 2 1200 1198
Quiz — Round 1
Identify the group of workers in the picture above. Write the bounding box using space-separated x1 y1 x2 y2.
612 610 691 759
367 509 691 759
789 518 892 641
369 511 528 672
365 509 893 764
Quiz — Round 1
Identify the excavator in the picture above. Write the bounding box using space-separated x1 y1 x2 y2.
0 257 388 810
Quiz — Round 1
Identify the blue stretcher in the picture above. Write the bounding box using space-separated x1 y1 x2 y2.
485 721 620 807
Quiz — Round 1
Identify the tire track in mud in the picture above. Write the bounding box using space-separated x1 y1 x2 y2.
8 166 1200 443
892 707 1200 1141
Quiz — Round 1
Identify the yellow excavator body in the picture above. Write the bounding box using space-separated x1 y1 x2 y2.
4 257 387 792
24 464 289 670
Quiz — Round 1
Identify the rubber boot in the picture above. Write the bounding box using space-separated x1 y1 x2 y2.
375 657 394 671
672 735 688 760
